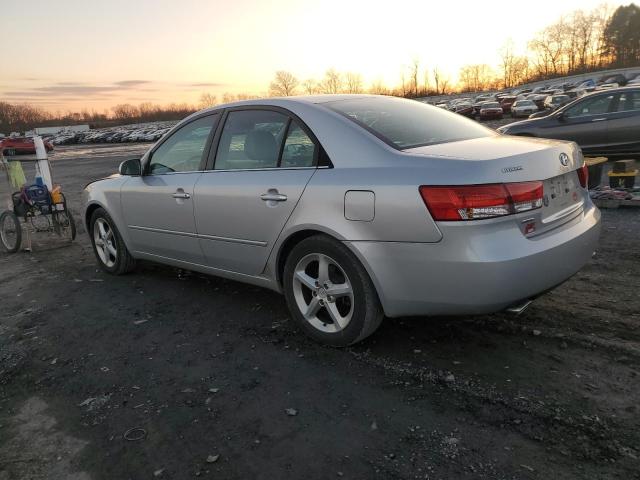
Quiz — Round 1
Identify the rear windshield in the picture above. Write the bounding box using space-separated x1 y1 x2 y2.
325 97 493 150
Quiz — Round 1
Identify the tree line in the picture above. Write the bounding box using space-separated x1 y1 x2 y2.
268 3 640 96
459 3 639 91
2 3 638 134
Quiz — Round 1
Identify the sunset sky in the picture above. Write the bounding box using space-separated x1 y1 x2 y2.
1 0 624 112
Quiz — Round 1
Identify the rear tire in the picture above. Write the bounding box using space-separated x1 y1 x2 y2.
53 208 76 241
283 235 383 346
0 211 21 253
89 208 135 275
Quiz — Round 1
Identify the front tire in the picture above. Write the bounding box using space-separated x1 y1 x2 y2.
283 235 383 346
90 208 135 275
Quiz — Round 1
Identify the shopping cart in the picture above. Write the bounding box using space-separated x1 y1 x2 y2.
0 136 76 252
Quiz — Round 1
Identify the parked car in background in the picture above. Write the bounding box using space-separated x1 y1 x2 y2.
499 96 517 113
453 102 475 118
0 136 54 155
577 79 597 89
83 95 600 346
598 74 628 86
597 83 619 90
479 102 503 120
473 96 493 115
544 94 571 111
531 94 548 110
497 87 640 157
511 99 538 118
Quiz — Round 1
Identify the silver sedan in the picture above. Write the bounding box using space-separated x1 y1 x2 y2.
83 95 601 346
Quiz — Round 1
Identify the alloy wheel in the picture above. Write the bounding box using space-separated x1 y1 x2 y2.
292 253 355 333
93 218 117 267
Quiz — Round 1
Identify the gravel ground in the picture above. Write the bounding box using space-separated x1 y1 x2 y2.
0 144 639 480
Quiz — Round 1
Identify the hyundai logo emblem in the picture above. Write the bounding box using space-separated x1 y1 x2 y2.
559 153 570 166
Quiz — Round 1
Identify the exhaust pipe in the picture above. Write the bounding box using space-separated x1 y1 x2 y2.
505 299 533 316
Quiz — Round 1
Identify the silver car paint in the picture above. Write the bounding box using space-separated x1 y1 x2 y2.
121 172 205 264
83 95 601 317
193 168 315 275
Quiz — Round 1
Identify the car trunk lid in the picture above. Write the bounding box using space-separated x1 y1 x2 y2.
405 135 586 231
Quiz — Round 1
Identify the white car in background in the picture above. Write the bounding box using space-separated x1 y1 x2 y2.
510 99 538 118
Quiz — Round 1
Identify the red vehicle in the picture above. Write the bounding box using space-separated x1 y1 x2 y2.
478 102 503 120
499 96 517 113
453 103 475 118
0 137 54 155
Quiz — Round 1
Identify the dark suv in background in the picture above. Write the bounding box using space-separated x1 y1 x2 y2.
497 87 640 157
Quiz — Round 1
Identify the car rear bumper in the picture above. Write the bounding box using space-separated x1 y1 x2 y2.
346 203 601 318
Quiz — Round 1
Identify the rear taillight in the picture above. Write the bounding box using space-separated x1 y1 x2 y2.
577 164 588 189
505 181 544 212
419 181 543 221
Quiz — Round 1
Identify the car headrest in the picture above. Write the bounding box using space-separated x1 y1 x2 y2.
244 130 277 162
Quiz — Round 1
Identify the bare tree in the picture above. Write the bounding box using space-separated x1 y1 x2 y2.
111 104 139 120
458 64 493 92
199 93 218 108
269 70 299 96
222 93 237 104
302 79 318 95
422 69 431 96
321 69 343 94
345 72 363 93
410 59 420 96
499 39 516 88
368 79 389 95
432 67 442 95
439 74 450 95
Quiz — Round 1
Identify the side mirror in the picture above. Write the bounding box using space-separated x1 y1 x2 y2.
556 111 566 121
119 158 142 176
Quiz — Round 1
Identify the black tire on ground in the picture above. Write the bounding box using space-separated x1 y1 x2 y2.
68 210 77 240
89 207 136 275
0 211 22 253
53 209 77 241
283 235 384 347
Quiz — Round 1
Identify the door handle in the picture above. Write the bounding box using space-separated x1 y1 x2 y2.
260 192 287 202
591 117 607 122
172 192 191 199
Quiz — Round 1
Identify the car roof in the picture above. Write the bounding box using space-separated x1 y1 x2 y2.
201 94 381 112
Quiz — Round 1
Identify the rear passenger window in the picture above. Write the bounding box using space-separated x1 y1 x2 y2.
615 91 640 112
282 121 317 167
566 94 614 117
215 110 288 170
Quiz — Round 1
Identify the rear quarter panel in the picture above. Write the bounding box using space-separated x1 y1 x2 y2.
280 165 444 244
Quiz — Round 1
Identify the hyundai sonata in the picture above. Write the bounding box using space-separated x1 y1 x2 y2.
83 95 601 346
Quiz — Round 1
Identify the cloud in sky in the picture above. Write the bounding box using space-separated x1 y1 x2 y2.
188 82 225 88
114 80 152 87
1 79 226 108
4 81 150 98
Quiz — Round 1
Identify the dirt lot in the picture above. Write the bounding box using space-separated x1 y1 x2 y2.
1 144 639 480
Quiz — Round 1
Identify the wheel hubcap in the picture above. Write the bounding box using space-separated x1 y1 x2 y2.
292 253 354 333
93 218 117 267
